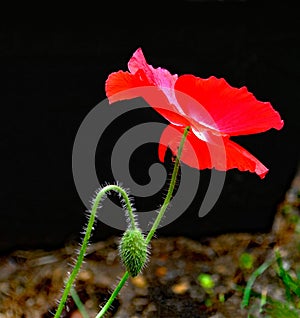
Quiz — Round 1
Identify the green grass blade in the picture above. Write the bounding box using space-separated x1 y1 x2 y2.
70 287 90 318
275 250 300 299
241 258 274 308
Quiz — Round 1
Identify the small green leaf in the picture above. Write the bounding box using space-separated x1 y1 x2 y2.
239 252 255 270
198 273 214 290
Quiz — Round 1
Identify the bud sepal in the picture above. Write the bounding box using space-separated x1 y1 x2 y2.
119 228 149 277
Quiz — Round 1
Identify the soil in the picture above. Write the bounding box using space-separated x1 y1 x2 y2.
0 168 299 318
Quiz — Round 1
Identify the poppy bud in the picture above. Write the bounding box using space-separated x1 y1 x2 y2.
119 228 148 277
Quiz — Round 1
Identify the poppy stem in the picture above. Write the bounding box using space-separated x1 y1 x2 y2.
95 271 130 318
146 125 190 244
95 126 190 318
54 184 135 318
94 125 190 318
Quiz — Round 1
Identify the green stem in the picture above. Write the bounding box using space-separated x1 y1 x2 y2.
54 184 135 318
94 125 190 318
146 125 190 243
95 271 130 318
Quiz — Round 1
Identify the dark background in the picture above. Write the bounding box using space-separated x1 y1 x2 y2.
1 1 299 253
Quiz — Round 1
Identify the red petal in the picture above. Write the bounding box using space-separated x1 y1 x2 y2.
105 71 189 126
128 48 178 90
159 124 269 178
174 74 284 136
223 138 269 178
105 48 188 126
105 70 151 103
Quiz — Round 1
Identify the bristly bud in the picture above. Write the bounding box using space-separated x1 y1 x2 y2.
119 228 148 277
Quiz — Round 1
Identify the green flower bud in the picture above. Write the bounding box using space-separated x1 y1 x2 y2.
119 228 148 277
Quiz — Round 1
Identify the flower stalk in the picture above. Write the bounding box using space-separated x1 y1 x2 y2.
55 126 189 318
96 125 190 317
54 184 135 318
146 125 190 244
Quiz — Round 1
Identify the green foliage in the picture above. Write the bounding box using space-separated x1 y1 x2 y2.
70 287 90 318
218 293 225 303
241 257 274 309
263 298 300 318
240 249 300 317
198 273 214 289
197 273 218 309
275 250 300 299
239 252 255 271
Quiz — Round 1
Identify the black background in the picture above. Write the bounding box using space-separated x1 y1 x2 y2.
1 1 299 253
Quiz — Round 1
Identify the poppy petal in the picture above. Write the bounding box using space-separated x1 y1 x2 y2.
158 124 269 178
174 74 284 136
105 69 151 103
105 71 189 126
105 48 188 125
128 48 178 93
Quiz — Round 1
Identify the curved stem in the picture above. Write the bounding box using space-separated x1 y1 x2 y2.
94 126 190 318
146 125 190 243
54 184 134 318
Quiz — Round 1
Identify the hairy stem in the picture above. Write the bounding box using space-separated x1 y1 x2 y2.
95 272 130 318
54 184 134 318
95 125 190 318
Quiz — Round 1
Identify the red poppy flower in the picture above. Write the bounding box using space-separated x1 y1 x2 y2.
105 48 284 179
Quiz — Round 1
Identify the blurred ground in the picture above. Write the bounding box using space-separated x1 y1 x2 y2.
0 165 299 318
